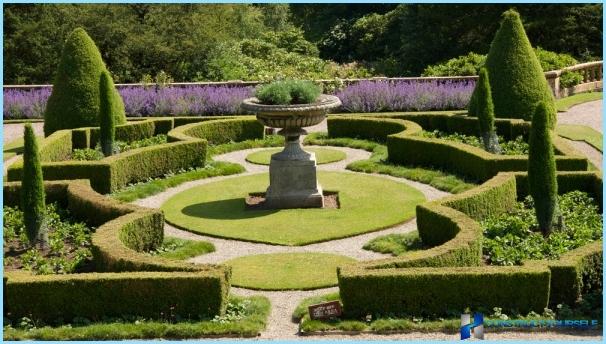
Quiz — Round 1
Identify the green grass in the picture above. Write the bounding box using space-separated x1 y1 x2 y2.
305 133 477 194
245 147 346 165
362 231 423 256
207 135 284 157
151 237 215 260
110 161 244 202
555 92 602 112
3 136 43 161
161 171 425 245
556 124 603 152
3 296 270 340
226 253 356 290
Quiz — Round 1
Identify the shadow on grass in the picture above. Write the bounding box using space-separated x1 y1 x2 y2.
181 198 279 219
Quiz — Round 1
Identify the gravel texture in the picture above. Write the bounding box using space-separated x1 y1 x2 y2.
557 100 602 133
3 122 43 143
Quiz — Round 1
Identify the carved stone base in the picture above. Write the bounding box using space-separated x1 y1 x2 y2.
265 152 324 209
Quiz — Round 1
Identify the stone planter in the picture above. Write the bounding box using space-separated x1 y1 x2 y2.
241 94 341 208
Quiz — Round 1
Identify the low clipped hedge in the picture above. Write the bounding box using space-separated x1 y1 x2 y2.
337 171 602 317
327 114 588 181
6 116 263 194
3 180 230 322
338 265 551 317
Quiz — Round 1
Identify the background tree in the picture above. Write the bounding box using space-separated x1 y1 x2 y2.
44 27 126 135
21 123 47 246
99 71 115 156
474 68 501 154
528 101 559 236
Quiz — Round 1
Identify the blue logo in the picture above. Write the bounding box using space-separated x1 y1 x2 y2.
461 312 484 340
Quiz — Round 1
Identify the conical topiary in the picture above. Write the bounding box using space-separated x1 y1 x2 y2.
469 9 555 126
99 71 116 156
21 123 47 246
44 28 126 136
475 68 501 154
528 101 559 236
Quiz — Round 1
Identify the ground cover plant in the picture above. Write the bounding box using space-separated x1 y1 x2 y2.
71 135 168 161
556 124 603 152
226 253 356 290
362 231 423 256
255 80 321 105
419 130 529 155
245 147 346 165
304 133 477 194
482 191 602 266
3 296 270 340
3 203 94 275
161 171 425 245
148 237 215 260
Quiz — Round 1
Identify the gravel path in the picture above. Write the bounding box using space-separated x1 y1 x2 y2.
3 122 43 144
557 100 602 133
564 138 602 170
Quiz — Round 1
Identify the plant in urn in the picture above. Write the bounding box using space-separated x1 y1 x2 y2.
241 80 341 208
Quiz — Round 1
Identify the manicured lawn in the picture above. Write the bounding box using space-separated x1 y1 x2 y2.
3 136 43 161
363 231 423 256
245 147 346 165
3 296 270 340
226 253 356 290
556 124 603 152
305 133 477 194
161 171 425 245
555 92 602 112
152 237 215 260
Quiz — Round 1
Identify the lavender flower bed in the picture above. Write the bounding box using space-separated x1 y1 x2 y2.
3 86 254 119
335 80 474 113
3 80 474 119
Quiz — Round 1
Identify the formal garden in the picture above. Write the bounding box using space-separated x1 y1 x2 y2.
2 4 603 340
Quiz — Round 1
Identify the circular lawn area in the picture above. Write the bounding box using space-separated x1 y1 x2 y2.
226 252 356 290
161 171 425 245
245 147 346 165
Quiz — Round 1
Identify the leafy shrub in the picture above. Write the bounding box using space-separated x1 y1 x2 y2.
363 231 423 256
72 135 169 161
469 10 555 121
4 203 93 274
482 191 602 265
420 130 528 155
21 124 46 245
44 28 126 135
560 71 585 89
255 80 321 105
71 148 104 161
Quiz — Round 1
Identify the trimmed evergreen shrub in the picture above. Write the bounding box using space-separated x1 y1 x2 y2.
528 102 559 235
44 28 126 136
99 71 115 156
475 68 501 153
469 10 555 123
21 123 46 245
256 80 321 105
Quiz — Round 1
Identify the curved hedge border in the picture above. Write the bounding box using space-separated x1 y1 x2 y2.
338 171 602 317
6 116 263 193
327 114 588 181
3 180 230 322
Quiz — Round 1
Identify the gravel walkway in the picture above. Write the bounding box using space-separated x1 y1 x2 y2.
3 122 43 144
557 100 602 133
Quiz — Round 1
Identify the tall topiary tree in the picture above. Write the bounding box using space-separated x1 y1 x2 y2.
528 101 559 236
468 9 555 126
21 123 47 246
475 68 501 154
44 27 126 136
99 71 116 156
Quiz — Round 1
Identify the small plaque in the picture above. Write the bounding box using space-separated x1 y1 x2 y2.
308 301 342 320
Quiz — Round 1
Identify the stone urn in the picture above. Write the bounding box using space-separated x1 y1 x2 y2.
241 94 342 208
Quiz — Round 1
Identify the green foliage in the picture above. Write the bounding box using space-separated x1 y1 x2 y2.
44 28 126 135
338 265 551 317
72 148 104 161
150 237 215 260
560 71 585 88
3 203 93 274
363 231 423 256
479 10 555 121
3 296 270 340
99 71 116 156
21 124 46 245
528 102 558 235
423 52 486 76
475 68 495 134
420 130 528 156
255 80 321 105
482 192 602 265
72 135 169 161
